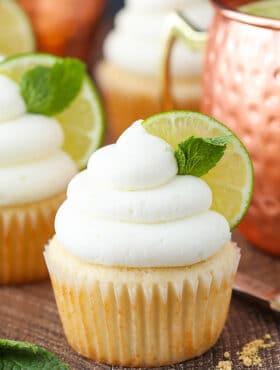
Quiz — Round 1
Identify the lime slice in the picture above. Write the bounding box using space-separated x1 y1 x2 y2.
143 111 254 229
239 0 280 20
0 0 35 56
0 53 105 168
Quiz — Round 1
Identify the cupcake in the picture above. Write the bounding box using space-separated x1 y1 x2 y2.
45 110 254 366
0 54 104 284
96 0 213 140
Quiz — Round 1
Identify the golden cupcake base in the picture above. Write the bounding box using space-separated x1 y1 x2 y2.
96 61 201 140
45 238 240 367
0 193 65 284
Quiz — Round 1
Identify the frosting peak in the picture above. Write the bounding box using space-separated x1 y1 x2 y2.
0 75 26 122
88 121 177 190
55 121 231 267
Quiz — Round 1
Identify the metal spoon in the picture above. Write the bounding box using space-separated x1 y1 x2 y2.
233 272 280 313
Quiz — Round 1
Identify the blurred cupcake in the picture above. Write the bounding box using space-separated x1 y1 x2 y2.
0 54 104 284
45 117 243 366
0 75 76 284
96 0 213 139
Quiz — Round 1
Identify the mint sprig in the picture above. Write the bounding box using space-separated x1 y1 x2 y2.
0 339 70 369
175 135 232 176
20 58 85 116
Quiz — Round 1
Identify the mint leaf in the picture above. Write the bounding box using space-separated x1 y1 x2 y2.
20 66 52 115
0 339 69 369
20 58 85 116
203 136 232 146
45 59 85 115
175 135 232 176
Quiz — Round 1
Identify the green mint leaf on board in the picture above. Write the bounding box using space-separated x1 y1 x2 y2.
175 135 232 177
20 58 85 116
0 339 70 369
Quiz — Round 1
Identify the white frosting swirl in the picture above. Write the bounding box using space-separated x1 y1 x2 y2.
0 75 77 206
55 121 231 267
103 0 214 76
0 75 26 121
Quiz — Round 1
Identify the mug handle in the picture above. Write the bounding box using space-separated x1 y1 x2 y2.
160 11 208 111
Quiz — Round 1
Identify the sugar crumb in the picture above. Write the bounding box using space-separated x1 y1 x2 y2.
216 360 232 370
224 351 230 359
238 335 275 367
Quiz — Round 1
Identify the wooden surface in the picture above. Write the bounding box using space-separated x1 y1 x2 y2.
0 232 279 370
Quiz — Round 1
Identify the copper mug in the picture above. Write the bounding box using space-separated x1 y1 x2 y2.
18 0 106 60
161 0 280 255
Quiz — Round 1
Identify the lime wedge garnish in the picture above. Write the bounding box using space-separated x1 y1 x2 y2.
143 111 254 229
0 0 35 56
239 0 280 20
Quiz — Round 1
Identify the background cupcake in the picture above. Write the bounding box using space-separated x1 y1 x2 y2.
96 0 214 140
45 112 253 366
0 53 104 284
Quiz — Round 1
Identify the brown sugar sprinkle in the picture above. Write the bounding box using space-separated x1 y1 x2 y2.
216 352 232 369
216 360 232 370
216 334 275 369
237 335 275 367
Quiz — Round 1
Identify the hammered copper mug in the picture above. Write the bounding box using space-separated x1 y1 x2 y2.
161 0 280 255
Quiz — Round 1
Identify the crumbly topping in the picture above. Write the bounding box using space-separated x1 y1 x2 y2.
216 351 232 369
216 334 275 369
237 335 275 367
216 360 232 370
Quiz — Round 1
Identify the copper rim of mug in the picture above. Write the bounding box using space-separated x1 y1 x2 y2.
211 0 280 30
